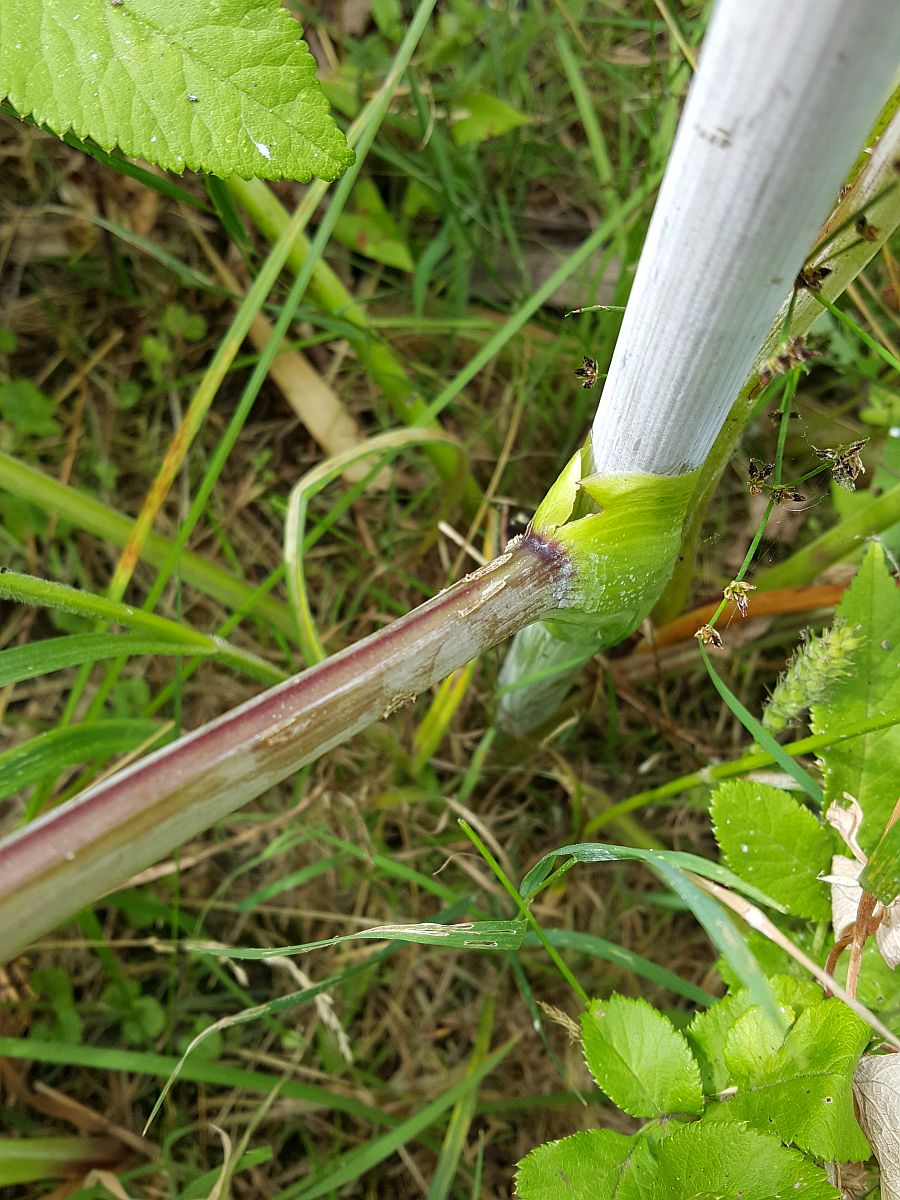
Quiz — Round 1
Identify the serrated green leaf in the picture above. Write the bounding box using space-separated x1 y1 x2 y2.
333 177 414 271
705 999 871 1160
451 91 531 146
581 995 703 1118
515 1128 634 1199
722 1004 794 1083
0 0 353 181
0 719 165 805
811 542 900 852
687 976 823 1094
617 1122 838 1200
711 781 835 919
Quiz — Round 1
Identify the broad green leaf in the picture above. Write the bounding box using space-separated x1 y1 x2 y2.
617 1122 838 1200
0 0 353 181
687 976 822 1093
860 816 900 904
722 1004 794 1083
710 780 835 919
581 995 703 1118
451 91 531 146
705 999 871 1161
332 177 415 272
811 542 900 852
0 719 165 806
515 1129 634 1200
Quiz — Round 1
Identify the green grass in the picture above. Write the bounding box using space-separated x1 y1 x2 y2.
1 0 898 1195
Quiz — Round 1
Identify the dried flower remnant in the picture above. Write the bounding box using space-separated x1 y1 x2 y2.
813 438 869 491
795 264 832 291
758 335 821 387
695 624 724 649
723 579 756 618
854 214 880 242
573 356 600 389
853 1054 900 1200
747 459 774 495
769 484 806 504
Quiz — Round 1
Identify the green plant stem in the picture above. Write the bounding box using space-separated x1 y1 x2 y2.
756 478 900 592
583 707 900 834
655 105 900 622
0 536 566 961
458 820 589 1007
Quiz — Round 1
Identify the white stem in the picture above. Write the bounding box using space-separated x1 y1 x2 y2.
591 0 900 477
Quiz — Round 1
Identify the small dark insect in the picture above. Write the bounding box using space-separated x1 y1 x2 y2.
795 265 832 292
695 624 724 649
724 580 756 619
758 336 820 386
748 459 774 495
770 485 806 504
855 215 880 242
813 439 868 491
573 356 600 389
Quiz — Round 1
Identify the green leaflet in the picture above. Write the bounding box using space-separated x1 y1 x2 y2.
811 542 900 852
703 998 871 1161
686 976 823 1095
710 781 836 920
516 1123 838 1200
0 0 353 180
581 995 703 1118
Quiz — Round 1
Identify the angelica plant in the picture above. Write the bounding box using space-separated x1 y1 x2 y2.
0 0 899 963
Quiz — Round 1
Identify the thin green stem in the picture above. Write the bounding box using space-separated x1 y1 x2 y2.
458 820 589 1007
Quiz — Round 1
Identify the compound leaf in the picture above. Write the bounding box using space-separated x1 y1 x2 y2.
711 781 835 919
705 998 871 1160
581 994 703 1118
0 0 353 181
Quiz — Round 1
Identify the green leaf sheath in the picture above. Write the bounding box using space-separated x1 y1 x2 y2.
0 0 353 180
499 452 702 733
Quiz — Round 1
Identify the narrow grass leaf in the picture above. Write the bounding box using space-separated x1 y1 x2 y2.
0 719 166 808
519 841 785 912
0 1037 386 1125
202 919 527 960
282 1038 516 1200
0 634 218 688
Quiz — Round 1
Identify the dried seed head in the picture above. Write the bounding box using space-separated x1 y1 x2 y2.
695 624 724 649
770 485 806 504
724 580 757 618
747 459 774 495
795 265 832 292
758 336 820 386
573 356 600 389
813 439 868 491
